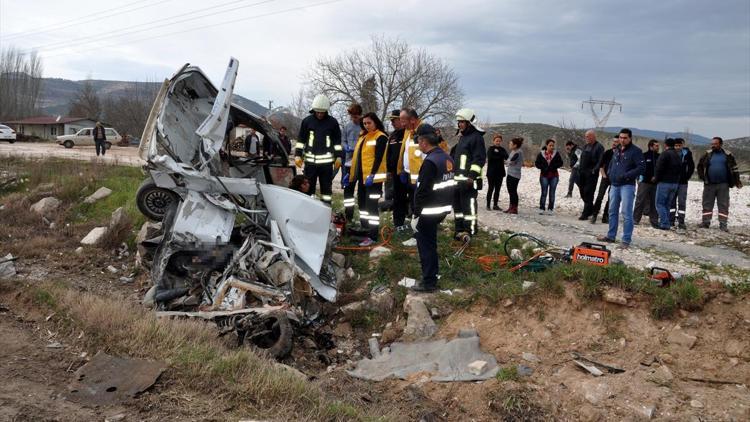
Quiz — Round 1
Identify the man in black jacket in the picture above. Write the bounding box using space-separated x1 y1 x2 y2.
412 133 455 292
565 141 581 197
669 138 694 229
633 140 660 226
452 108 487 239
385 110 407 228
578 130 605 220
591 135 619 224
654 138 682 230
697 136 743 231
294 94 343 205
486 134 508 210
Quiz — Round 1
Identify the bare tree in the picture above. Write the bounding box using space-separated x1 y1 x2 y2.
101 80 159 140
289 86 314 119
304 35 463 125
67 78 102 119
556 118 585 146
0 46 44 121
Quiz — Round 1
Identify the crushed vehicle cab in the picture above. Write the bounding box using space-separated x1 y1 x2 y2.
137 58 339 359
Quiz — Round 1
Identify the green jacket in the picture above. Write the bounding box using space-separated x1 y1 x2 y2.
696 148 742 188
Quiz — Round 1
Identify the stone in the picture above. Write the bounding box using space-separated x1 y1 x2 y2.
516 364 534 377
467 360 488 376
49 222 56 229
381 325 402 344
522 352 541 363
510 248 524 261
331 252 346 268
333 322 352 337
109 207 128 229
602 287 629 305
369 286 394 313
302 338 317 349
83 187 112 204
503 299 514 308
119 276 134 284
658 353 674 365
30 197 61 218
522 281 535 291
368 337 381 358
80 227 108 245
667 329 697 349
104 414 127 422
340 300 368 317
46 341 63 349
630 403 656 419
0 253 16 279
74 246 84 255
369 246 391 259
136 221 162 244
690 399 704 408
724 339 743 358
580 380 611 405
402 296 437 341
106 265 118 274
273 362 307 381
142 285 156 308
649 365 674 386
345 267 356 280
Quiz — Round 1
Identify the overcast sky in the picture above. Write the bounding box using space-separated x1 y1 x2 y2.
1 0 748 138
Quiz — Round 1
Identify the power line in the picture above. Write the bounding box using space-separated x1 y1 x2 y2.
22 0 274 54
3 0 170 41
38 0 343 59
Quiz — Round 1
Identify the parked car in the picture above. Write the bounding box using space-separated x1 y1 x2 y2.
56 127 122 149
0 124 16 143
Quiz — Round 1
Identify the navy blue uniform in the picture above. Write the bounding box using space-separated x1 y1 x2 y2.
414 147 455 288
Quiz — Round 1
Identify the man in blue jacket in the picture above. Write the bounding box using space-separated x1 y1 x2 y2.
597 128 645 249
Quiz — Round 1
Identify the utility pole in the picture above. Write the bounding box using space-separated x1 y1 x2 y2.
268 100 274 111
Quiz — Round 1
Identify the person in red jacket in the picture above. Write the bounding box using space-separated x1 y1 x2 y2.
534 139 564 214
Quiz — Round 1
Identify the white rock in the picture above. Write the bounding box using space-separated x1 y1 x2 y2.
106 265 118 274
105 414 126 422
0 253 16 279
74 246 84 255
109 206 128 228
522 352 541 363
510 248 524 261
603 287 629 305
522 281 535 291
402 296 437 340
345 267 356 280
690 399 704 408
80 227 108 245
83 187 112 204
467 360 489 376
340 300 368 316
30 197 61 218
331 252 346 268
402 238 417 247
397 277 416 288
369 246 391 259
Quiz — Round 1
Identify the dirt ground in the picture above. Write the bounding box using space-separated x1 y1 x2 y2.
0 142 144 167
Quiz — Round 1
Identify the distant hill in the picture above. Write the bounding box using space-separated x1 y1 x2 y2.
38 77 268 117
601 127 712 145
725 136 750 150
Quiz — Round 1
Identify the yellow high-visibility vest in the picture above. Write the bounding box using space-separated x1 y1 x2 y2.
350 130 388 183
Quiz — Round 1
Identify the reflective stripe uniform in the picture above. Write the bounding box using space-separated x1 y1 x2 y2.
414 147 455 288
451 124 487 235
351 130 389 239
397 121 442 185
295 113 342 204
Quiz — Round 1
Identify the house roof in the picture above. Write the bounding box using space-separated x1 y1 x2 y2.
3 116 93 125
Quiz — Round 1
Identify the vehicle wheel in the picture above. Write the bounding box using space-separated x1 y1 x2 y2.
104 141 112 150
247 310 293 359
63 140 74 148
136 178 179 221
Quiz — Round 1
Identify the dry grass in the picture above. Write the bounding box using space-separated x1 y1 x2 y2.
7 281 388 421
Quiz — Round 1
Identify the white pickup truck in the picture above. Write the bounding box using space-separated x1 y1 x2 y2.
56 127 122 149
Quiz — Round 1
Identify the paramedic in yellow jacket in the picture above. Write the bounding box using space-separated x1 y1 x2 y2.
396 109 439 228
350 112 389 246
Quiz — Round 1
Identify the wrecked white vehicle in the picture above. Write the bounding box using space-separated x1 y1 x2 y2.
137 58 338 358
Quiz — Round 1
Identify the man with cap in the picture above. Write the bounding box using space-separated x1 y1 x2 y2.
396 108 437 230
294 94 343 204
452 108 487 240
385 109 408 230
411 131 455 292
341 103 363 221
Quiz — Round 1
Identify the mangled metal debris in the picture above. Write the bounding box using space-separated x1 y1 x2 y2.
136 58 340 359
65 352 166 406
347 330 499 382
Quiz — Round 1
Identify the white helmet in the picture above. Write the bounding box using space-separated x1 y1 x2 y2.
456 108 477 123
310 94 331 113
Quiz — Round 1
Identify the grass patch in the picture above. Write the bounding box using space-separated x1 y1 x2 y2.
6 281 384 421
488 387 549 421
496 366 520 382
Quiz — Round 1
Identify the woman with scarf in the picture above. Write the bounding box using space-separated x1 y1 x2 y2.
534 139 564 215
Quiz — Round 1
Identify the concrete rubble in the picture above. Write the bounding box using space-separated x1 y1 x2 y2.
30 197 61 218
83 187 113 204
80 227 108 245
402 294 437 341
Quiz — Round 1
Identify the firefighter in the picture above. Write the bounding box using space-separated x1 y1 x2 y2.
350 112 389 246
294 94 343 204
411 132 455 292
396 108 437 230
452 108 487 239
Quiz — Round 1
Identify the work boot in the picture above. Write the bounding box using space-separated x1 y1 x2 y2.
590 213 598 224
508 206 518 215
601 214 609 224
699 222 710 229
492 203 501 211
720 223 729 232
678 222 687 230
411 283 438 293
486 201 491 210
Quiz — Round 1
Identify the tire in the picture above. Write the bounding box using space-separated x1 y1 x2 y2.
63 140 74 148
8 139 14 144
136 178 179 221
104 141 112 150
247 310 293 359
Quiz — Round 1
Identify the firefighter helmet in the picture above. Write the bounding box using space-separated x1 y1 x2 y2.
310 94 331 113
456 108 476 123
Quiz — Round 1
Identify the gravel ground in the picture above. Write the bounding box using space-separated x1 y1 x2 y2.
474 167 750 282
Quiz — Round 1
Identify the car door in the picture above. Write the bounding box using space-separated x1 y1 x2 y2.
105 128 121 143
77 128 93 146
